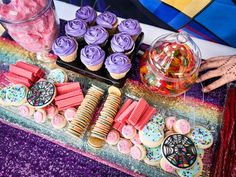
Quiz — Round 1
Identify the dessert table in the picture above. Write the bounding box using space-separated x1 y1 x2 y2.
0 1 235 177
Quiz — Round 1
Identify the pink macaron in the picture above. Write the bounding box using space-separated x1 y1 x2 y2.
173 119 191 134
165 116 176 130
117 139 132 154
130 144 146 160
64 107 77 122
51 114 67 129
106 130 120 145
160 158 176 173
122 124 137 139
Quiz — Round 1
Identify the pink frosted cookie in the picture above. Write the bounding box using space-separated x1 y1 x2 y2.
18 104 35 117
45 105 58 119
34 109 47 123
122 124 137 139
51 114 67 129
131 134 142 145
106 130 120 145
173 119 191 134
117 139 132 154
130 145 146 160
165 116 176 130
160 158 176 173
64 107 77 122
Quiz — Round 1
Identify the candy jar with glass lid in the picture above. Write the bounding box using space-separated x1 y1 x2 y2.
140 32 201 97
0 0 59 61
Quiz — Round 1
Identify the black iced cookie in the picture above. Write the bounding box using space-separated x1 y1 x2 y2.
161 134 197 169
27 81 56 108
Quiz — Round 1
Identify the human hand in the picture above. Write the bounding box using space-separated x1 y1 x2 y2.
196 55 236 92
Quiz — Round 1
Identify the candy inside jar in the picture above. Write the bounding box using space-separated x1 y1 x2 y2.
140 32 201 96
0 0 59 60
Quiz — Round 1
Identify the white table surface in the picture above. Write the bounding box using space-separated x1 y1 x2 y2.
54 0 236 59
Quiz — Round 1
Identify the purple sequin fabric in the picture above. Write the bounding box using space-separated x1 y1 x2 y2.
0 122 131 177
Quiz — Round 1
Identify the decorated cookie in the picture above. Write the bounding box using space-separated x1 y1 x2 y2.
44 105 58 119
160 157 176 173
144 145 162 166
18 104 35 117
177 157 203 177
64 108 77 122
152 113 165 129
173 119 191 135
122 124 137 139
27 81 56 108
196 148 204 159
162 134 197 169
117 139 132 154
189 126 213 149
106 130 120 145
47 69 68 84
131 134 142 145
139 117 164 148
34 109 47 123
0 87 8 105
51 114 67 129
165 116 176 130
130 145 146 161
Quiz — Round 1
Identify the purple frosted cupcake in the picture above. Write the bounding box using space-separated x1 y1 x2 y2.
52 36 78 62
65 19 87 41
96 11 118 34
105 53 131 80
118 19 142 40
84 25 109 46
76 6 97 25
80 45 105 71
111 33 134 54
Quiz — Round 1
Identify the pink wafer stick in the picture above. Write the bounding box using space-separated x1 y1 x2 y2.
4 72 32 87
113 121 121 131
56 83 81 95
114 99 132 121
9 64 35 81
117 122 125 132
128 98 148 126
55 95 84 108
135 107 157 130
57 102 82 111
55 83 72 87
55 90 83 101
16 61 42 77
116 101 137 124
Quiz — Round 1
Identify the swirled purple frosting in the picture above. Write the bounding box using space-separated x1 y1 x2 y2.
118 18 142 36
80 45 105 66
65 19 87 37
96 11 117 29
52 36 77 56
84 25 109 45
111 33 134 52
76 6 97 24
105 53 131 73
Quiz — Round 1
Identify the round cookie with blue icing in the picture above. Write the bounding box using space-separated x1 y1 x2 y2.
189 126 213 149
177 157 203 177
152 113 165 129
27 81 56 108
47 69 68 84
144 145 162 166
139 117 164 148
0 84 28 106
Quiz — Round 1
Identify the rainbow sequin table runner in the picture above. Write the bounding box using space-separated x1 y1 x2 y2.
0 37 226 177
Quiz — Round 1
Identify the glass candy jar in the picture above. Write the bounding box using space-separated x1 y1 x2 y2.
0 0 59 55
140 32 201 97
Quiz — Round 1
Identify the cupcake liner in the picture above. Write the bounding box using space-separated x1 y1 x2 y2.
110 71 129 80
60 41 78 62
86 62 103 71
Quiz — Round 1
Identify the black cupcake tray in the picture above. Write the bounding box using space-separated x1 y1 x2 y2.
56 32 144 88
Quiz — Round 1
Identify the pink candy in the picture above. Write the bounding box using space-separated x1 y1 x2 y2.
173 119 191 134
165 116 176 130
106 130 120 145
117 139 132 154
121 124 137 139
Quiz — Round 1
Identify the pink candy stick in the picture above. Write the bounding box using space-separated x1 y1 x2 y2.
113 121 121 131
135 107 157 130
116 101 137 124
56 83 81 95
128 98 149 126
9 64 35 81
4 72 32 87
16 61 42 77
55 95 83 108
114 99 133 122
55 83 72 87
55 90 83 101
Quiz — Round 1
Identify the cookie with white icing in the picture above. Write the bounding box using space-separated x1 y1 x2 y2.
27 81 56 108
47 69 68 84
177 157 203 177
189 126 213 149
144 145 162 166
139 117 164 148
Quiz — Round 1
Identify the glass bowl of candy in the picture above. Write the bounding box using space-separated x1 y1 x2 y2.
0 0 59 55
140 32 201 97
